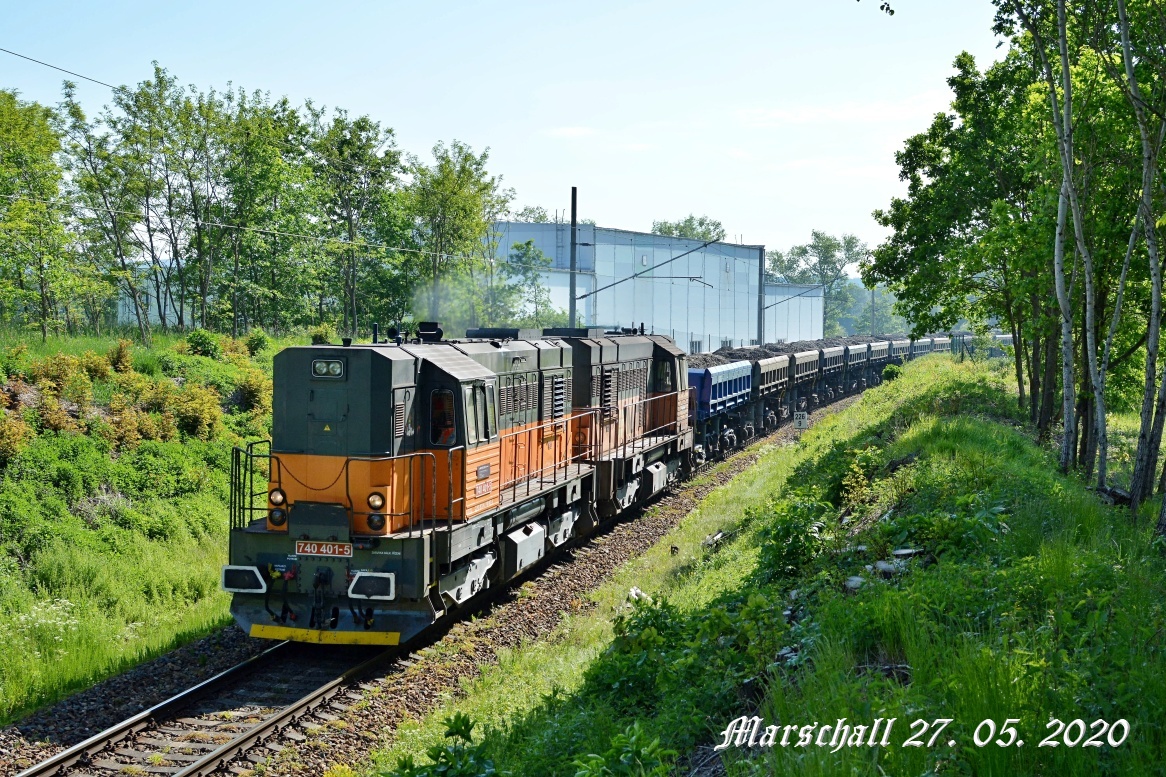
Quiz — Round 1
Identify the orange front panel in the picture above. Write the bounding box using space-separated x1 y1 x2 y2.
270 453 423 535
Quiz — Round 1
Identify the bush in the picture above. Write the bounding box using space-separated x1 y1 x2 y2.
310 324 333 345
37 388 77 433
185 329 221 359
172 384 222 440
30 355 93 414
235 369 272 414
882 363 902 382
756 494 828 582
1 344 30 381
0 410 33 465
108 339 134 373
244 329 270 356
78 351 112 381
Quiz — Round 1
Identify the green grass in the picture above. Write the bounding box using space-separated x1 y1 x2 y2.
0 328 307 723
372 357 1166 777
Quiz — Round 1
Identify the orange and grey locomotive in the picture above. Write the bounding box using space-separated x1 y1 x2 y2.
222 326 693 645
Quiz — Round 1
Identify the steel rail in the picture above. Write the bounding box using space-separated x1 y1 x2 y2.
17 368 880 777
173 646 399 777
16 641 292 777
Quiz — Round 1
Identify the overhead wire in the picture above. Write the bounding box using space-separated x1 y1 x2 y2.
2 46 807 341
0 46 760 263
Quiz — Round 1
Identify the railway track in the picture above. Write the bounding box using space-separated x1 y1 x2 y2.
17 642 392 777
14 392 858 777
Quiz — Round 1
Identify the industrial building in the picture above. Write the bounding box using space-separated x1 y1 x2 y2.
491 221 824 352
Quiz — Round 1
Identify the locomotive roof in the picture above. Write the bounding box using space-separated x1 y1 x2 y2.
397 343 497 381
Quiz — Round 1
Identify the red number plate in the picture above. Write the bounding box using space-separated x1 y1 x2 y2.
295 541 353 558
475 480 493 497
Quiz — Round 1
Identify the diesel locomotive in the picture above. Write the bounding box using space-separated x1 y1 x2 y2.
222 326 961 646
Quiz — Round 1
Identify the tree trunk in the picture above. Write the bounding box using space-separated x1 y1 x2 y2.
1118 0 1166 511
1038 321 1057 438
1053 175 1076 472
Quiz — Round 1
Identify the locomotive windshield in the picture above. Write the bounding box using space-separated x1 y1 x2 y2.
431 389 455 445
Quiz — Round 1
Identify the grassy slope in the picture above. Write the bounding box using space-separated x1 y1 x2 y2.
0 330 296 723
371 357 1166 777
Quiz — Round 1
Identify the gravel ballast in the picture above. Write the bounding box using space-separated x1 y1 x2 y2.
1 398 856 777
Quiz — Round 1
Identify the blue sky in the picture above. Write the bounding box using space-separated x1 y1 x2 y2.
2 0 1003 254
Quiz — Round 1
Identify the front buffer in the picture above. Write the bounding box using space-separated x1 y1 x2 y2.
224 503 437 646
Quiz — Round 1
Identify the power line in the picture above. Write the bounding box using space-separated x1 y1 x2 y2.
2 45 763 267
0 46 117 90
577 240 715 301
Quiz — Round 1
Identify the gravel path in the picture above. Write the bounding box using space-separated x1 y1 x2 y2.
0 397 855 777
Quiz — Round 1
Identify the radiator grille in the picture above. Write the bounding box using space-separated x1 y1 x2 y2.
393 403 406 437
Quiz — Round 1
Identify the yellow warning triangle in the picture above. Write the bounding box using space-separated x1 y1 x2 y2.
323 424 331 431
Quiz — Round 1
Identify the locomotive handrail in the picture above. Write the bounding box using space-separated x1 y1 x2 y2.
340 450 440 530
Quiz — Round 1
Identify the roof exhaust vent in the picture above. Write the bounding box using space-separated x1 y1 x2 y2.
417 322 444 343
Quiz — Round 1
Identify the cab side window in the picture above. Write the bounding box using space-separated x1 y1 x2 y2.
464 386 480 445
430 389 456 446
655 361 674 392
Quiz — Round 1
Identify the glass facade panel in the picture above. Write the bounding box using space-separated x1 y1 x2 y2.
490 222 823 352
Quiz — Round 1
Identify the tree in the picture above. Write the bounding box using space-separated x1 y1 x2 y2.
61 82 153 346
770 231 863 336
0 90 74 341
310 107 401 337
408 140 502 322
651 215 726 242
514 205 550 223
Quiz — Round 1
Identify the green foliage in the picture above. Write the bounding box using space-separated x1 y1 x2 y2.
185 329 222 359
572 722 676 777
310 324 333 345
754 494 827 581
882 362 901 382
374 359 1164 776
244 329 270 356
382 713 504 777
0 332 253 722
768 231 865 336
880 493 1009 558
583 593 787 748
108 339 134 373
650 215 726 242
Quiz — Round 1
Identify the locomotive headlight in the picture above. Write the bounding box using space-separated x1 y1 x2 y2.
311 359 344 378
269 487 286 506
367 513 386 531
367 492 385 511
269 508 287 526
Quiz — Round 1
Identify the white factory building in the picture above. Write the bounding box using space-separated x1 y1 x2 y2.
491 221 824 352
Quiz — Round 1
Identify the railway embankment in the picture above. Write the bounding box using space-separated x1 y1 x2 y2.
365 357 1166 777
0 330 284 730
